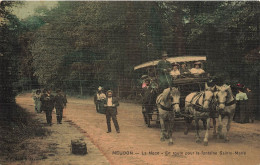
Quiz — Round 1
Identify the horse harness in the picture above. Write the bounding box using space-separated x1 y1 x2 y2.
187 92 214 112
215 91 236 108
158 94 180 112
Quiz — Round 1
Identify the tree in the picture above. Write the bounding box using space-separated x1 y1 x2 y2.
0 1 23 120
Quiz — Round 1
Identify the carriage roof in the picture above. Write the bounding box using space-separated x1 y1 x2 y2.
134 56 206 70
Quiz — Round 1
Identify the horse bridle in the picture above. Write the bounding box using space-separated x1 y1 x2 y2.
190 91 214 111
215 91 228 106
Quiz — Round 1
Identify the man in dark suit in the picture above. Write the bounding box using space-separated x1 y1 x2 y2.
104 90 120 133
54 89 67 124
40 88 55 126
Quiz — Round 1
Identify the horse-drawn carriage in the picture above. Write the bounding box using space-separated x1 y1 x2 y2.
134 56 236 146
134 56 210 127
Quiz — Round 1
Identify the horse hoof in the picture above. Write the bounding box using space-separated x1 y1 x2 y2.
196 139 201 143
204 141 208 146
168 142 173 146
160 138 165 142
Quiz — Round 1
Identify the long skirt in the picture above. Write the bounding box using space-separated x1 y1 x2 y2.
98 100 106 114
234 101 249 123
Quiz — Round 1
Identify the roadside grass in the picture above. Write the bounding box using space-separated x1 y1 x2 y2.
0 103 51 161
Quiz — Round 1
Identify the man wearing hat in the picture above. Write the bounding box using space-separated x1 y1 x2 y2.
104 90 120 133
40 88 55 126
190 62 205 75
170 63 180 79
94 86 106 113
157 51 172 90
54 89 67 124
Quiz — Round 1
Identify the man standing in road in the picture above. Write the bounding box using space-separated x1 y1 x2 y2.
157 51 172 91
54 89 67 124
104 90 120 133
40 88 55 126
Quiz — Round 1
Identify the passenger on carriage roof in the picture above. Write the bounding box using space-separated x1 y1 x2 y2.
170 63 180 78
190 62 205 75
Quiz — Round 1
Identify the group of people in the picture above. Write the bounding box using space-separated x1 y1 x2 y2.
157 51 205 90
34 86 120 133
94 87 120 133
32 89 67 126
234 83 255 123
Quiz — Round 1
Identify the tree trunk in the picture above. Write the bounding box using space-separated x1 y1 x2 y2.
174 8 186 56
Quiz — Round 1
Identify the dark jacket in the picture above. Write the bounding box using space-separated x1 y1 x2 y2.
157 60 172 88
142 86 152 104
40 93 55 111
54 94 67 109
104 97 119 110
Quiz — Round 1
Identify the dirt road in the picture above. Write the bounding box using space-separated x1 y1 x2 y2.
16 93 260 165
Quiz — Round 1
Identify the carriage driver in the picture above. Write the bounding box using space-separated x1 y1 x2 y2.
170 63 180 79
157 51 172 90
190 62 205 75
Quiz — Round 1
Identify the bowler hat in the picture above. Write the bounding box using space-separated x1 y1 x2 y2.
162 51 168 57
106 90 113 95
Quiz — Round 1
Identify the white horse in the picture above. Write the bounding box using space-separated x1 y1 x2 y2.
156 87 180 145
213 85 236 142
184 84 215 146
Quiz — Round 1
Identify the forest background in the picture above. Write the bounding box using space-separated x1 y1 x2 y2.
1 1 259 118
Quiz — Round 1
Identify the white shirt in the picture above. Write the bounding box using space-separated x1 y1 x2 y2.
170 69 180 77
107 97 113 106
97 93 106 100
236 92 248 101
190 68 205 74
